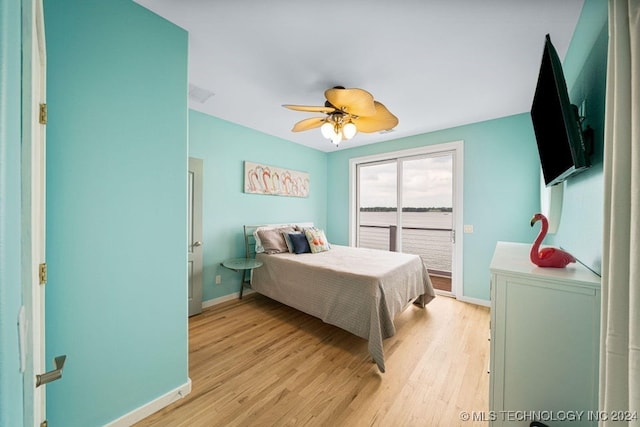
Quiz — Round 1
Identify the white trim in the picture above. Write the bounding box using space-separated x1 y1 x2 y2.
456 295 490 308
452 142 464 299
104 379 192 427
435 289 454 298
202 289 255 309
348 140 464 299
21 0 47 424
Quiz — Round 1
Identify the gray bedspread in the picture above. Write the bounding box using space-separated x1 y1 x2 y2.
251 245 436 372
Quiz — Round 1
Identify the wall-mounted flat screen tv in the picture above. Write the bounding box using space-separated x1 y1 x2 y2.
531 34 591 187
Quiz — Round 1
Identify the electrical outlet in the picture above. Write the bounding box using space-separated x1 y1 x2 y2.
215 275 221 285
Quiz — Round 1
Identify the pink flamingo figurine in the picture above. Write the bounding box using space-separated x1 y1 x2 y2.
530 213 576 268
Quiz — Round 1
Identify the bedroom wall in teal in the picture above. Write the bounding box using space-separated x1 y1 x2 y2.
189 110 328 302
326 113 541 302
0 0 25 424
326 0 608 302
44 1 189 425
544 0 607 275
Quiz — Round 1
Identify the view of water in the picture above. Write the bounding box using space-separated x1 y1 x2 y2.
359 211 453 228
358 211 453 273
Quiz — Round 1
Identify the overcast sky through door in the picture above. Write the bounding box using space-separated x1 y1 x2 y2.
359 154 453 209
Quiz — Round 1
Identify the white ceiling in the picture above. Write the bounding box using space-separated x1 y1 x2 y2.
134 0 584 152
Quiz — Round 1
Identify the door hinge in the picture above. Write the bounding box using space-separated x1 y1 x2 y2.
39 263 47 285
39 103 47 125
40 420 48 427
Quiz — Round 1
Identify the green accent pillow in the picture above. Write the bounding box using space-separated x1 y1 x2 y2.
304 228 330 253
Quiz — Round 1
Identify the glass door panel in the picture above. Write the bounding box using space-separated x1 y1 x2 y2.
401 154 453 292
357 161 397 251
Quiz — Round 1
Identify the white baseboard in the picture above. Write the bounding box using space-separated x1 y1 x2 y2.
456 295 490 307
105 378 192 427
202 289 255 309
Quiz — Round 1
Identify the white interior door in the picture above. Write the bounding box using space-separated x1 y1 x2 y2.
188 158 203 316
21 0 47 424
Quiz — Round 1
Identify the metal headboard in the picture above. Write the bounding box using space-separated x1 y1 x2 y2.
243 225 260 259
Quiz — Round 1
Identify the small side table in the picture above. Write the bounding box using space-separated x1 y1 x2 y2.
221 258 263 299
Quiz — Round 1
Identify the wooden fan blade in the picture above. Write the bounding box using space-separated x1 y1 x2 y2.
291 117 326 132
352 101 399 133
324 88 377 117
283 104 336 113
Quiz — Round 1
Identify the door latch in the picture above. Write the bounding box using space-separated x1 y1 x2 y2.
36 355 66 387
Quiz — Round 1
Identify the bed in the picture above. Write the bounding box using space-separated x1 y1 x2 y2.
244 224 436 373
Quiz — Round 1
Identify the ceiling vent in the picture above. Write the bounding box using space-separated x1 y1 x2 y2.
189 84 215 104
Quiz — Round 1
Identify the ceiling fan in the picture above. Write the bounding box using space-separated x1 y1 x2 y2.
283 87 399 147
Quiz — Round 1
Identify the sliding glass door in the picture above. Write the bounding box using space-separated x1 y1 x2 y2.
356 151 455 294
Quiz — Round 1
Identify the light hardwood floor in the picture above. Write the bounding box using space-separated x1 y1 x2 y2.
136 291 490 427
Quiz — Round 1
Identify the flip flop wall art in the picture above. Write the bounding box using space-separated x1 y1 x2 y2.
244 161 310 198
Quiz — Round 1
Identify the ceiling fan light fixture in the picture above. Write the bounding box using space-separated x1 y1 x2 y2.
329 128 342 145
284 87 398 147
321 119 344 145
343 122 357 140
320 122 334 139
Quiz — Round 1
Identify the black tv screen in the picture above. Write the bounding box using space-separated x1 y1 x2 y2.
531 34 590 187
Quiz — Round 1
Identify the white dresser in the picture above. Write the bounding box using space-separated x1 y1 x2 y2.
489 242 601 427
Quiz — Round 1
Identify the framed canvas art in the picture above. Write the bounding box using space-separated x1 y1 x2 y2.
244 161 309 198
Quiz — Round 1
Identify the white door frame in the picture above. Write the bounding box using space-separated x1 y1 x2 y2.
188 157 203 316
348 140 464 298
21 0 47 425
